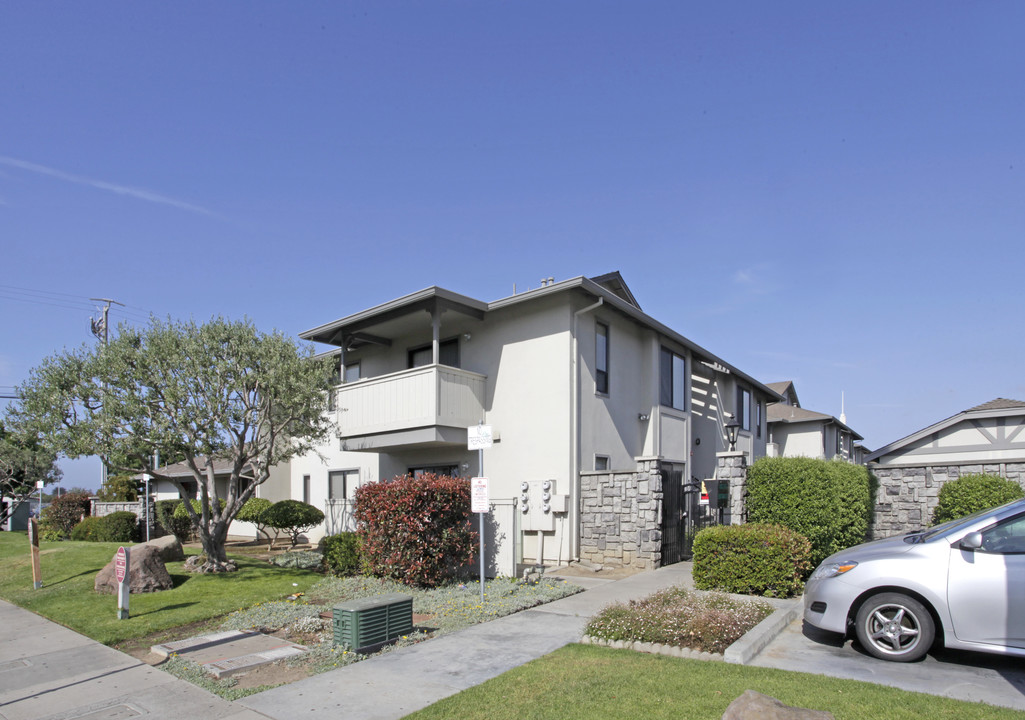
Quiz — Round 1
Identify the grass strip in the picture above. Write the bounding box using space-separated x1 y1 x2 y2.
406 644 1025 720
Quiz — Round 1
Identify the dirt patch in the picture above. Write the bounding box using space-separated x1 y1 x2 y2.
232 661 312 689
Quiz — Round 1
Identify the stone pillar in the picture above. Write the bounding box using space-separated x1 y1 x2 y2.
716 451 747 525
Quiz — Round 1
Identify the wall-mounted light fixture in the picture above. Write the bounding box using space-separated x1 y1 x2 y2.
464 333 472 341
725 418 741 452
638 413 649 421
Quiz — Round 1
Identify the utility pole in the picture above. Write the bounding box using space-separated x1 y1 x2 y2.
90 298 124 492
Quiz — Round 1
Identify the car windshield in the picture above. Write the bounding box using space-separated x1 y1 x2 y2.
908 498 1025 543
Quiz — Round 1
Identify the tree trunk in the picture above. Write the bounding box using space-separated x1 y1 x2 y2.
195 520 238 573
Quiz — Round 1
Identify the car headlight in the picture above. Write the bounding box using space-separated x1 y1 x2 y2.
810 561 858 580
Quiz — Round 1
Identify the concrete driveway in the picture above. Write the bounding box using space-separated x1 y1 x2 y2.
749 616 1025 712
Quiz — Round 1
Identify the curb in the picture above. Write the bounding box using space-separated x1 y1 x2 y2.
723 598 802 665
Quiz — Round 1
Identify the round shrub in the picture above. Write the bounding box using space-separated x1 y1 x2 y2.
692 523 812 598
745 457 873 566
237 497 275 546
70 515 106 541
321 532 363 576
156 499 192 543
263 500 325 547
932 474 1024 524
101 511 140 542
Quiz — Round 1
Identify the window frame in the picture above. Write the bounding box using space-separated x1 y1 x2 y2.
328 469 360 501
594 455 610 471
595 321 610 395
659 346 687 411
344 361 361 383
408 337 460 369
737 387 751 431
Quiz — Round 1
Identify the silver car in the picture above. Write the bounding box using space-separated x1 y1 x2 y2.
804 497 1025 662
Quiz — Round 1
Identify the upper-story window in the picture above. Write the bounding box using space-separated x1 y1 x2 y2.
756 400 763 438
595 322 609 395
737 387 751 431
344 362 361 383
408 338 459 369
659 347 686 411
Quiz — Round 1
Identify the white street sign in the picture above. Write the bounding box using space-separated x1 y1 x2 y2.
471 477 489 514
467 424 493 450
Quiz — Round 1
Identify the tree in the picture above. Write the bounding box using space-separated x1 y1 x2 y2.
96 474 143 501
0 421 62 528
263 499 325 547
7 317 334 571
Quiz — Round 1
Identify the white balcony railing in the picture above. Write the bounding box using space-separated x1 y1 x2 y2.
334 364 486 438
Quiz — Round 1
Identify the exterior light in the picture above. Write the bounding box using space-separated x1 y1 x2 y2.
725 418 741 451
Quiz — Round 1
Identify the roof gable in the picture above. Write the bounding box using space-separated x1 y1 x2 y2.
589 271 641 310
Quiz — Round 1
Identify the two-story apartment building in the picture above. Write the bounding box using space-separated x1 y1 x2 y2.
765 381 864 463
291 273 779 574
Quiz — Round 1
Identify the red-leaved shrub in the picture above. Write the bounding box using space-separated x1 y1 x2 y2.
354 473 477 587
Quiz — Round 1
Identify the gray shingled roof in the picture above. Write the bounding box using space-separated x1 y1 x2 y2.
966 398 1025 413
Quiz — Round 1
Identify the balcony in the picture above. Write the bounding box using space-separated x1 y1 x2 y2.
334 364 487 450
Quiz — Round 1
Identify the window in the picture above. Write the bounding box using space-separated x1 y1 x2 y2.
327 388 336 412
756 401 763 439
659 347 686 410
302 474 310 504
594 455 610 471
408 464 460 479
980 514 1025 554
737 387 751 431
595 322 609 394
328 469 360 501
344 362 361 383
408 338 459 368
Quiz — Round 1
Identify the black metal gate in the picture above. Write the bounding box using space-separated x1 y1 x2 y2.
661 467 727 564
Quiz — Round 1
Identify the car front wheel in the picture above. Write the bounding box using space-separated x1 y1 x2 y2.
854 592 935 662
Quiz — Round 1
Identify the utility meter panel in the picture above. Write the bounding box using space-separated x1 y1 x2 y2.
518 479 568 532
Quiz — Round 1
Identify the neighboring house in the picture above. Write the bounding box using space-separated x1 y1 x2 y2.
765 381 864 463
867 398 1025 538
292 272 779 573
147 457 291 540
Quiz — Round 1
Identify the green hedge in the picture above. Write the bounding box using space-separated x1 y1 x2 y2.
746 457 874 566
263 500 324 547
932 474 1024 524
70 511 139 542
321 532 363 576
692 523 812 598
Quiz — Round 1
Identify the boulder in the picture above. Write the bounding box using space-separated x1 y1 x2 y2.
139 534 185 562
722 691 835 720
95 544 174 594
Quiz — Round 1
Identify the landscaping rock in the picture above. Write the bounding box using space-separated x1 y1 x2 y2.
95 544 174 594
183 554 238 573
139 534 185 562
722 690 834 720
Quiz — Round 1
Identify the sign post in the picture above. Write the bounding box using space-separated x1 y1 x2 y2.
115 546 130 619
468 423 493 604
28 518 42 589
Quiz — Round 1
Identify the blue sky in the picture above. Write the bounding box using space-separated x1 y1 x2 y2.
2 2 1023 490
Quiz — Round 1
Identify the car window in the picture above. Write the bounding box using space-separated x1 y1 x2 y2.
979 514 1025 554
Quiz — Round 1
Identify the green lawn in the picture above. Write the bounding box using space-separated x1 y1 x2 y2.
406 644 1025 720
0 531 321 645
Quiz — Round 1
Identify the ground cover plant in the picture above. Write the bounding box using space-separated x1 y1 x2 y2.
405 644 1023 720
157 572 583 697
0 532 319 645
584 585 773 654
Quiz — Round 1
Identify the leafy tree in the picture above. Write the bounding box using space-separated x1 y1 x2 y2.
41 491 92 538
0 421 61 527
96 474 143 501
263 499 325 547
236 497 276 547
8 317 334 572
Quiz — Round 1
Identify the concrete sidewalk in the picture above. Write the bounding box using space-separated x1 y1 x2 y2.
0 598 266 720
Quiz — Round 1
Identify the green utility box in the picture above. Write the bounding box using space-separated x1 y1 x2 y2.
332 593 414 651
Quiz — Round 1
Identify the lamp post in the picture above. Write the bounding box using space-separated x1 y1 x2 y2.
725 418 741 452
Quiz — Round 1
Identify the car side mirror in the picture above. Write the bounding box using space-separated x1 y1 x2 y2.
958 532 983 551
